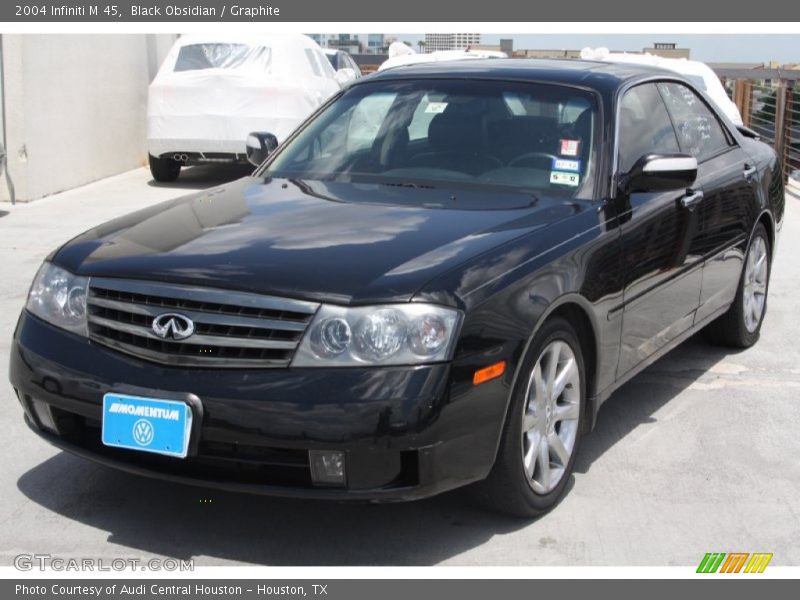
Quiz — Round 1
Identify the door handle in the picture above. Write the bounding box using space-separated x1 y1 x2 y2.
681 190 704 209
743 164 757 181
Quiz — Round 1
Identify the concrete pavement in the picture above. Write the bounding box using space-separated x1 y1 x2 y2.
1 168 798 566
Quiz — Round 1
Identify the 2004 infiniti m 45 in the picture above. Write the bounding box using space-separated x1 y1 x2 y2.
10 60 784 516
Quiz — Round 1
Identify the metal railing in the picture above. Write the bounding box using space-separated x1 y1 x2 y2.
722 75 799 186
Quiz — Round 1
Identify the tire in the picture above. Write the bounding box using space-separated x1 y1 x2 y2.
473 317 586 518
148 154 181 182
704 223 771 348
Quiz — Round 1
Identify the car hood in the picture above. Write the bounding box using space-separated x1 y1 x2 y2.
53 177 582 304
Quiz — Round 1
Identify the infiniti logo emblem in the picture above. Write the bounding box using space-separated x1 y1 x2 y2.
151 313 195 340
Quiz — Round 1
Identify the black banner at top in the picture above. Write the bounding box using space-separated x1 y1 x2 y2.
2 0 799 22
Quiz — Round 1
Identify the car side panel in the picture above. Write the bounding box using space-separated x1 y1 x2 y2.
693 148 758 324
415 204 625 425
613 187 704 378
742 136 785 245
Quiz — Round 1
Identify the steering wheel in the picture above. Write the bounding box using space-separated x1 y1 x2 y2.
508 152 560 168
478 153 506 170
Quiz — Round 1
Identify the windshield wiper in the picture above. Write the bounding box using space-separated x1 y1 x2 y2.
380 181 436 189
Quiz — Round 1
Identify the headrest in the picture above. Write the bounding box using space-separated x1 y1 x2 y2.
427 107 483 153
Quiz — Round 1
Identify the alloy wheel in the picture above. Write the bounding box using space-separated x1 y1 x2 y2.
743 236 768 333
520 340 581 494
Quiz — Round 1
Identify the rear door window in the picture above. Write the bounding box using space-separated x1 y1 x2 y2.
657 82 732 162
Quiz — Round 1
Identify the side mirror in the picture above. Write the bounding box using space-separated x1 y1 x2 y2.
619 154 698 194
246 132 279 167
334 68 356 86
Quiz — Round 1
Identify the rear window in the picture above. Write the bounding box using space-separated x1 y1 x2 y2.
173 43 272 72
304 48 322 76
305 48 335 78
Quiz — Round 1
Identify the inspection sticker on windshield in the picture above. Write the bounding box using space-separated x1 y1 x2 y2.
552 158 581 172
425 102 448 114
559 139 581 156
101 393 192 458
550 171 580 187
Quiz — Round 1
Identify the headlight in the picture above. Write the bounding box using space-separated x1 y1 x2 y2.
26 263 89 336
292 303 461 367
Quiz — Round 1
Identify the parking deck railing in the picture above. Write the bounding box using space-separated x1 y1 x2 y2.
720 71 799 187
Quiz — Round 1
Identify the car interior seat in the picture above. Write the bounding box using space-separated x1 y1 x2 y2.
407 103 503 176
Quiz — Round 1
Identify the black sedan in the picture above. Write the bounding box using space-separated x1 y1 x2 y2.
9 60 784 516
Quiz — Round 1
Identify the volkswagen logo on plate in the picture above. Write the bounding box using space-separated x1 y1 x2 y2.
152 313 195 340
132 419 154 446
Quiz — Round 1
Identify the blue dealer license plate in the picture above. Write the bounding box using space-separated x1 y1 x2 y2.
101 393 192 458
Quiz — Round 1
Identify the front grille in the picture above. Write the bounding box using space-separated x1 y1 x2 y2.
86 278 319 368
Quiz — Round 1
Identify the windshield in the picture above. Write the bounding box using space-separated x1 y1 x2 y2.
173 43 272 72
262 79 599 198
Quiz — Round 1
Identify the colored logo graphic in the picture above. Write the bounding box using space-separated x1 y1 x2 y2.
132 419 155 446
697 552 773 573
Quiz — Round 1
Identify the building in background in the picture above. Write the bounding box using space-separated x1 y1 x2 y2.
469 39 514 56
513 42 689 60
423 34 481 53
643 42 690 59
514 48 584 59
308 34 387 54
351 54 388 74
0 34 175 203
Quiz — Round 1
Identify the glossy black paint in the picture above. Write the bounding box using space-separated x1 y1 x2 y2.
9 59 785 500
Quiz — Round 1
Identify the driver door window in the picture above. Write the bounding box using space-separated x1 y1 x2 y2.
617 83 680 173
615 82 702 378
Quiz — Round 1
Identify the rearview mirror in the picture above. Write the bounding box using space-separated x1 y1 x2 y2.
246 132 279 167
619 154 698 194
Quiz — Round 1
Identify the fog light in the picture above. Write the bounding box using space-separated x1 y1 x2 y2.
30 398 58 434
309 450 346 486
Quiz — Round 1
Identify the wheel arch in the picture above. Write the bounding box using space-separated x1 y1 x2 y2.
755 210 775 256
508 294 601 435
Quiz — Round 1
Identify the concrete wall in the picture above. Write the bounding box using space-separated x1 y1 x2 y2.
0 34 176 203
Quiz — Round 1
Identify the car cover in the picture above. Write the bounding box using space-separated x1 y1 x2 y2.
580 47 744 126
148 34 340 157
379 46 507 72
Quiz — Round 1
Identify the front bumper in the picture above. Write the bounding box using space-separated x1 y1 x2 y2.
10 312 511 501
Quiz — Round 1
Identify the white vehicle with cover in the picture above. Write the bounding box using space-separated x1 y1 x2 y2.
147 34 341 181
580 47 744 126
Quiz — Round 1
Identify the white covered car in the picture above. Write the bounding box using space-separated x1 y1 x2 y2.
378 41 507 72
147 34 341 181
580 47 744 126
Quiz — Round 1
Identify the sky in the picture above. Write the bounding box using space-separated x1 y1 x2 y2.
393 34 800 64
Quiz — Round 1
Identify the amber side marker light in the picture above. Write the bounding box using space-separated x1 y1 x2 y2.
473 361 507 386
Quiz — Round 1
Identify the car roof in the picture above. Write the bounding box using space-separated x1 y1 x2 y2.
366 58 678 91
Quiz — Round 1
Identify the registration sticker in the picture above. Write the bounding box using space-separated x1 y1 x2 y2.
552 158 581 172
550 171 580 187
425 102 448 114
559 139 581 157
